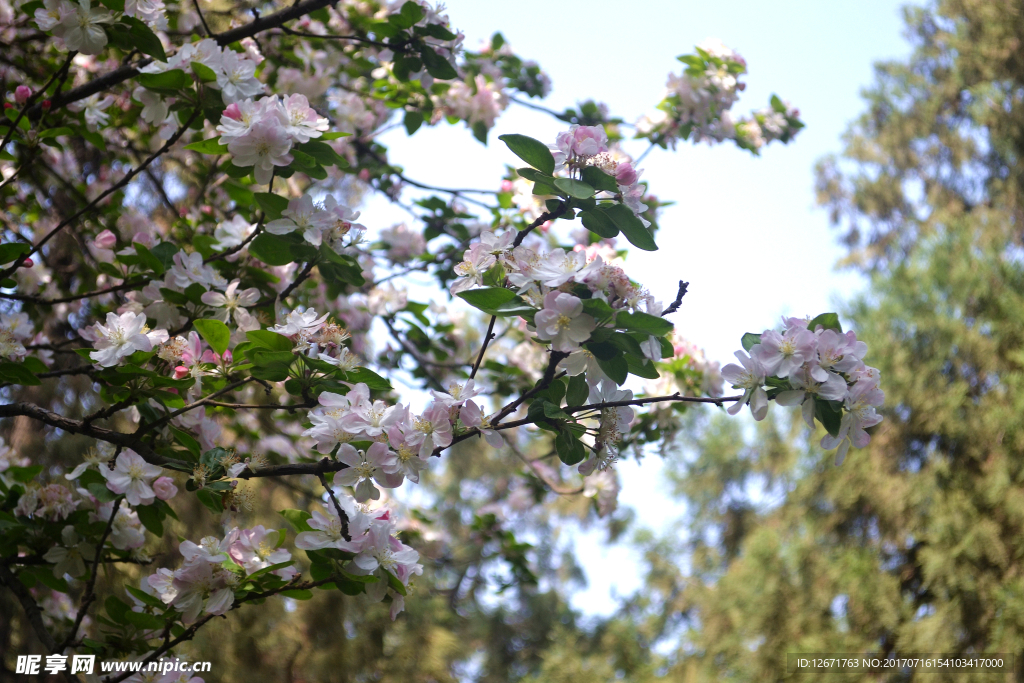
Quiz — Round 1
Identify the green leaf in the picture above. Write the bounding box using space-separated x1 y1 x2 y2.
137 69 191 94
249 234 296 265
320 131 352 140
605 203 657 251
814 398 844 438
8 465 43 483
457 287 534 317
404 110 424 135
185 137 229 155
195 489 223 513
498 134 556 175
126 585 165 608
121 16 166 61
399 0 425 24
38 127 74 139
580 166 620 192
193 319 230 356
553 177 595 199
741 332 762 352
281 588 313 600
554 430 587 466
579 206 619 239
615 311 673 336
191 61 218 83
124 610 165 630
279 509 313 532
296 140 346 168
596 354 628 385
565 374 589 407
135 503 164 536
626 353 660 379
246 330 294 352
105 596 131 625
342 367 393 391
807 312 843 333
0 243 31 265
420 46 458 80
0 362 40 386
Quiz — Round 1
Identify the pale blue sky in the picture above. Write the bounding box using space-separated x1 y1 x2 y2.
368 0 915 614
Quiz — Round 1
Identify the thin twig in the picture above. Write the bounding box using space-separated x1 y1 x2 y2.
660 280 689 317
59 492 123 652
469 315 497 380
317 470 351 542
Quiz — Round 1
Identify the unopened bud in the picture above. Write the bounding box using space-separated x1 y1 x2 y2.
14 86 30 104
21 258 33 268
41 100 51 109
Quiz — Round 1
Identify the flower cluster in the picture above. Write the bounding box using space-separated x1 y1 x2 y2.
146 525 297 623
216 94 329 184
266 194 366 251
271 309 357 369
723 316 884 464
295 498 422 620
0 312 33 361
302 379 488 498
552 124 650 227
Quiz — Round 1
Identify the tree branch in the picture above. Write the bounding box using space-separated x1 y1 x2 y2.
660 280 689 317
30 0 336 117
0 560 58 651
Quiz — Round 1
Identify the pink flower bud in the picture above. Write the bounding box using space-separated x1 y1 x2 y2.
2 103 12 110
133 232 155 247
93 229 117 250
358 168 371 181
221 349 232 363
615 162 638 186
14 86 30 104
501 180 513 192
173 366 189 380
223 103 242 120
21 258 32 268
41 100 51 109
153 476 178 500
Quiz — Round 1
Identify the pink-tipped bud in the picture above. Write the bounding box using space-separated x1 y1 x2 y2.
173 366 189 380
2 103 12 110
615 162 638 187
93 229 117 250
21 258 33 268
14 86 30 104
41 99 51 109
153 476 178 500
221 349 232 364
222 103 242 121
501 180 513 192
358 168 371 181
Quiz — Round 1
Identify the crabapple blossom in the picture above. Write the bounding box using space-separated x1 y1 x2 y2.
227 118 294 185
86 311 168 368
721 350 769 421
335 442 400 502
533 291 596 353
100 450 163 505
459 400 504 449
60 0 112 55
200 280 260 325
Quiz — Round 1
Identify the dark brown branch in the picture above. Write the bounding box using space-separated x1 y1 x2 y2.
278 259 318 301
59 493 123 652
469 315 497 380
31 0 336 117
0 277 151 304
0 52 75 152
317 471 351 542
0 560 58 651
134 377 255 436
660 280 689 317
0 401 187 470
512 202 568 247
